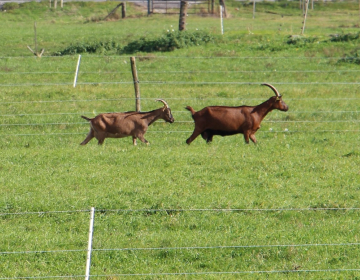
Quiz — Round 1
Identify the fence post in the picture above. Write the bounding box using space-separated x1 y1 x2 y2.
219 0 227 18
148 0 152 15
85 207 95 280
73 55 81 88
103 3 126 20
179 1 188 31
130 57 141 112
121 2 126 18
220 5 223 35
253 0 256 19
301 0 309 34
27 22 45 58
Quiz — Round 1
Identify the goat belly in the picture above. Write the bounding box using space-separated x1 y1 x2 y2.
204 129 243 137
106 132 128 138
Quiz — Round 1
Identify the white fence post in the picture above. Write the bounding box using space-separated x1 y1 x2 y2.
85 207 95 280
73 54 81 88
220 5 224 35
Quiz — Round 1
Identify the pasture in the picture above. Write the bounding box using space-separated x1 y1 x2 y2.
0 0 360 278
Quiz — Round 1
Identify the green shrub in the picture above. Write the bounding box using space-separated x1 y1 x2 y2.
338 49 360 64
53 39 122 55
329 32 360 42
54 30 214 56
120 30 214 54
286 35 318 46
2 2 19 11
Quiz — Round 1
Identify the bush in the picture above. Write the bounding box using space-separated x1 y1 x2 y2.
286 35 318 46
54 30 214 56
2 2 19 11
53 40 122 55
329 32 359 42
338 49 360 65
120 30 214 54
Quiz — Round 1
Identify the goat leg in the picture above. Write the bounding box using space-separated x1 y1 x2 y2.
249 134 257 144
243 132 250 144
137 135 149 145
96 133 106 145
80 130 94 145
186 128 202 145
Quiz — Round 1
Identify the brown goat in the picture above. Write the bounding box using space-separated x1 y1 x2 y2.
80 99 174 146
185 83 289 145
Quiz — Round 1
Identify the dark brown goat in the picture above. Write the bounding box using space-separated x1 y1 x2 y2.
185 83 289 145
80 99 174 146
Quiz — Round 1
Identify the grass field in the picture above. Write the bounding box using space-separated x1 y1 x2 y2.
1 0 360 279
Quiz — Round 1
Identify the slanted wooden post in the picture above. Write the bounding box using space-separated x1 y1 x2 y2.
179 1 188 31
104 3 126 20
27 22 44 58
301 0 309 34
130 57 141 112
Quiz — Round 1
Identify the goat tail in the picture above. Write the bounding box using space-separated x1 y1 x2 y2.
185 106 196 115
81 115 92 121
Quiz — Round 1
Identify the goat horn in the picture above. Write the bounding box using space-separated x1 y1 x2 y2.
156 99 169 108
262 83 281 97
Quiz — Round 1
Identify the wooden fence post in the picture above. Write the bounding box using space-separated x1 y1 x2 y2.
130 57 141 112
179 1 188 31
121 2 126 18
104 3 126 20
301 0 309 34
148 0 152 15
253 0 256 19
27 22 44 58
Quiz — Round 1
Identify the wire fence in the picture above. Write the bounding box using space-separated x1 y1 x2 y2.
1 56 359 276
1 55 359 137
1 207 360 279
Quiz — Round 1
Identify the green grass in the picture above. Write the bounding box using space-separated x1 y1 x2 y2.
1 0 360 279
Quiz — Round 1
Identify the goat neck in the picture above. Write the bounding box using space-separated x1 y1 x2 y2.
143 108 165 126
251 96 278 121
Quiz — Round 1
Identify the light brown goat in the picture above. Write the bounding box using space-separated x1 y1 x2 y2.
80 99 174 146
185 83 289 145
